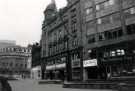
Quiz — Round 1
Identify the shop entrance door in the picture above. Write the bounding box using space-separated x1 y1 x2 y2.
87 67 98 79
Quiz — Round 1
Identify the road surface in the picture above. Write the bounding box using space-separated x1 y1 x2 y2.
9 79 116 91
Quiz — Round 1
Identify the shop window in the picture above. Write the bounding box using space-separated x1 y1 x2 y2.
110 51 116 57
117 49 125 56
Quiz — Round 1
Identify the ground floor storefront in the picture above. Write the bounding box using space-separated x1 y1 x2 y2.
42 47 83 81
0 68 31 79
44 54 67 80
99 41 135 79
43 41 135 81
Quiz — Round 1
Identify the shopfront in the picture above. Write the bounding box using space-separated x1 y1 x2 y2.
45 56 66 80
102 56 135 79
71 52 82 81
100 41 135 79
83 59 98 80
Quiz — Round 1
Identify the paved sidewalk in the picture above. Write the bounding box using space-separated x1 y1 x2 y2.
9 80 117 91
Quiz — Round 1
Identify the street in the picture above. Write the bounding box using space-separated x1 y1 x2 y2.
9 80 116 91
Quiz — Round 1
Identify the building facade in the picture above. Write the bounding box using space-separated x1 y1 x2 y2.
31 66 41 80
81 0 135 80
41 0 135 81
0 46 32 78
31 43 41 79
41 0 83 81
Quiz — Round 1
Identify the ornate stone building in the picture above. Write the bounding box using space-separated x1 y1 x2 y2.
41 0 83 81
0 46 31 78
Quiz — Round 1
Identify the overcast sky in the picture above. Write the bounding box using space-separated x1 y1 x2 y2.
0 0 67 46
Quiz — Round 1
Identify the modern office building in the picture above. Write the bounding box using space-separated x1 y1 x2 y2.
41 0 135 81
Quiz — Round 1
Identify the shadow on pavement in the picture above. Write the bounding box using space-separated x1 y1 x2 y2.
0 76 12 91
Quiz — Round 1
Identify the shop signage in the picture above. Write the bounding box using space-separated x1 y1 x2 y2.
83 59 97 67
46 63 66 70
55 63 66 69
46 65 55 70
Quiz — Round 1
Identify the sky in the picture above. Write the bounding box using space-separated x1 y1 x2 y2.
0 0 67 46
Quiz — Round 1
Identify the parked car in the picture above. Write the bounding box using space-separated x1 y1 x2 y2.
0 76 12 91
